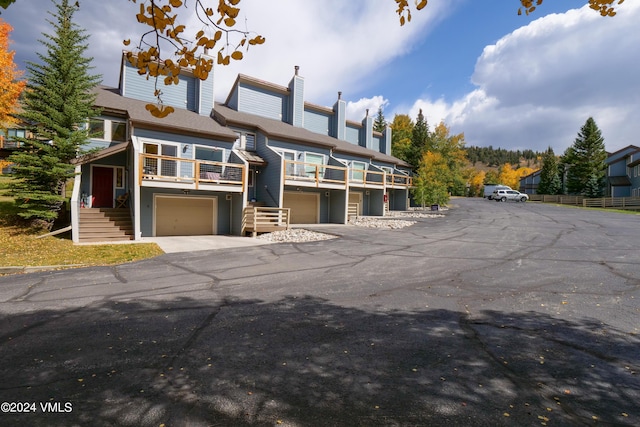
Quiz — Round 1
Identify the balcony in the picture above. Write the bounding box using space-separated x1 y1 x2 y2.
385 172 413 188
348 168 385 189
283 160 347 189
139 153 245 192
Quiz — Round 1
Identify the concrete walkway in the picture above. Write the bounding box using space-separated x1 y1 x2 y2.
142 234 274 253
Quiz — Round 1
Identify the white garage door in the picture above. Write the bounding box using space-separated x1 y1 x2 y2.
283 192 319 224
155 196 217 236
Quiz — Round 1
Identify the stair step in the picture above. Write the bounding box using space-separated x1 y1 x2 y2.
79 208 134 242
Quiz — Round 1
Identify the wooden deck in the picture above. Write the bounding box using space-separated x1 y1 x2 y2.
242 207 290 237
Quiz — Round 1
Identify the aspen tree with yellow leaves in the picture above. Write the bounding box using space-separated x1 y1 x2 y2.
0 18 25 133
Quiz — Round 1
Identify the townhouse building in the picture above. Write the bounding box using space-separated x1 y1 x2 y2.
70 54 412 242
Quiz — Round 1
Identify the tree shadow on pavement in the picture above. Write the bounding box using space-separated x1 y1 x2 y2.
1 296 638 426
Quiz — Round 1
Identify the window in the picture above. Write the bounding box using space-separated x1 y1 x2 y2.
245 133 256 150
350 161 366 182
111 121 127 142
89 119 105 139
89 118 127 142
142 142 178 177
195 146 223 162
304 152 325 178
233 131 257 151
7 129 26 139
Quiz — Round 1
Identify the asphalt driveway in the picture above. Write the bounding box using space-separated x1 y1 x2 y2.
1 198 639 426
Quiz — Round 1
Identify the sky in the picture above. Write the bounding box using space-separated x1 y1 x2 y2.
2 0 639 154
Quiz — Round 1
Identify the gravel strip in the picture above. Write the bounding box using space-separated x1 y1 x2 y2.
349 217 416 229
256 209 446 242
256 228 338 243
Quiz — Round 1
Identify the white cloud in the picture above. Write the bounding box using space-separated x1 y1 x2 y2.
402 2 640 153
345 96 388 122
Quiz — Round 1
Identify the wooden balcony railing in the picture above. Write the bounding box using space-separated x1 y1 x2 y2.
385 173 412 188
284 160 347 187
139 153 245 189
349 169 385 187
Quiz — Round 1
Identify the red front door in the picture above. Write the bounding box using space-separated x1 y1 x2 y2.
92 166 114 208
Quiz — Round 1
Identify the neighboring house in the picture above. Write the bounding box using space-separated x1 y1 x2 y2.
519 169 541 194
606 145 640 197
518 144 640 196
70 54 411 242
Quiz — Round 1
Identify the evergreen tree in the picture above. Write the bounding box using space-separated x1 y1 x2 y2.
562 117 607 196
9 0 101 226
407 109 430 169
373 106 386 133
537 146 562 195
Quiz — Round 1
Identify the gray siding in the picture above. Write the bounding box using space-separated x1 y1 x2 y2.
139 187 237 236
289 75 304 127
304 109 331 135
256 136 283 207
329 189 346 224
361 116 373 149
371 135 381 153
238 83 287 120
345 124 360 145
198 75 214 116
333 99 346 140
122 62 197 111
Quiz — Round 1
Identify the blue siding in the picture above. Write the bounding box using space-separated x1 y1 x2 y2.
238 83 287 120
289 75 304 127
345 124 360 145
304 109 331 135
227 86 239 110
333 99 346 140
255 139 283 207
198 75 214 116
608 158 627 176
361 116 373 149
122 62 197 111
371 135 381 153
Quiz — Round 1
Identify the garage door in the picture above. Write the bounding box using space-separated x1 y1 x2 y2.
283 192 319 224
155 196 217 236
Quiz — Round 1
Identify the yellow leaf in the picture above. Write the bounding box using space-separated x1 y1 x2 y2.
224 17 236 27
123 39 130 46
169 0 182 7
231 51 243 60
416 0 428 10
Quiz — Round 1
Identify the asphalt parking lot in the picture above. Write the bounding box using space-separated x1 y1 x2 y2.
1 198 639 426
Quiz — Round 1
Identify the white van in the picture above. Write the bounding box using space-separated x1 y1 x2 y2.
483 184 511 200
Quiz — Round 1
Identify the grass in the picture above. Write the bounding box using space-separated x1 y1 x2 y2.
0 175 164 270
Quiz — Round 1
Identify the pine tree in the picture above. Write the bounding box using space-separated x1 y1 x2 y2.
537 147 562 195
9 0 101 226
407 109 430 169
562 117 607 196
373 106 386 133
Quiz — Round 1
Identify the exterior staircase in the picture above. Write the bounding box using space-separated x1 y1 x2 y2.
79 208 134 242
